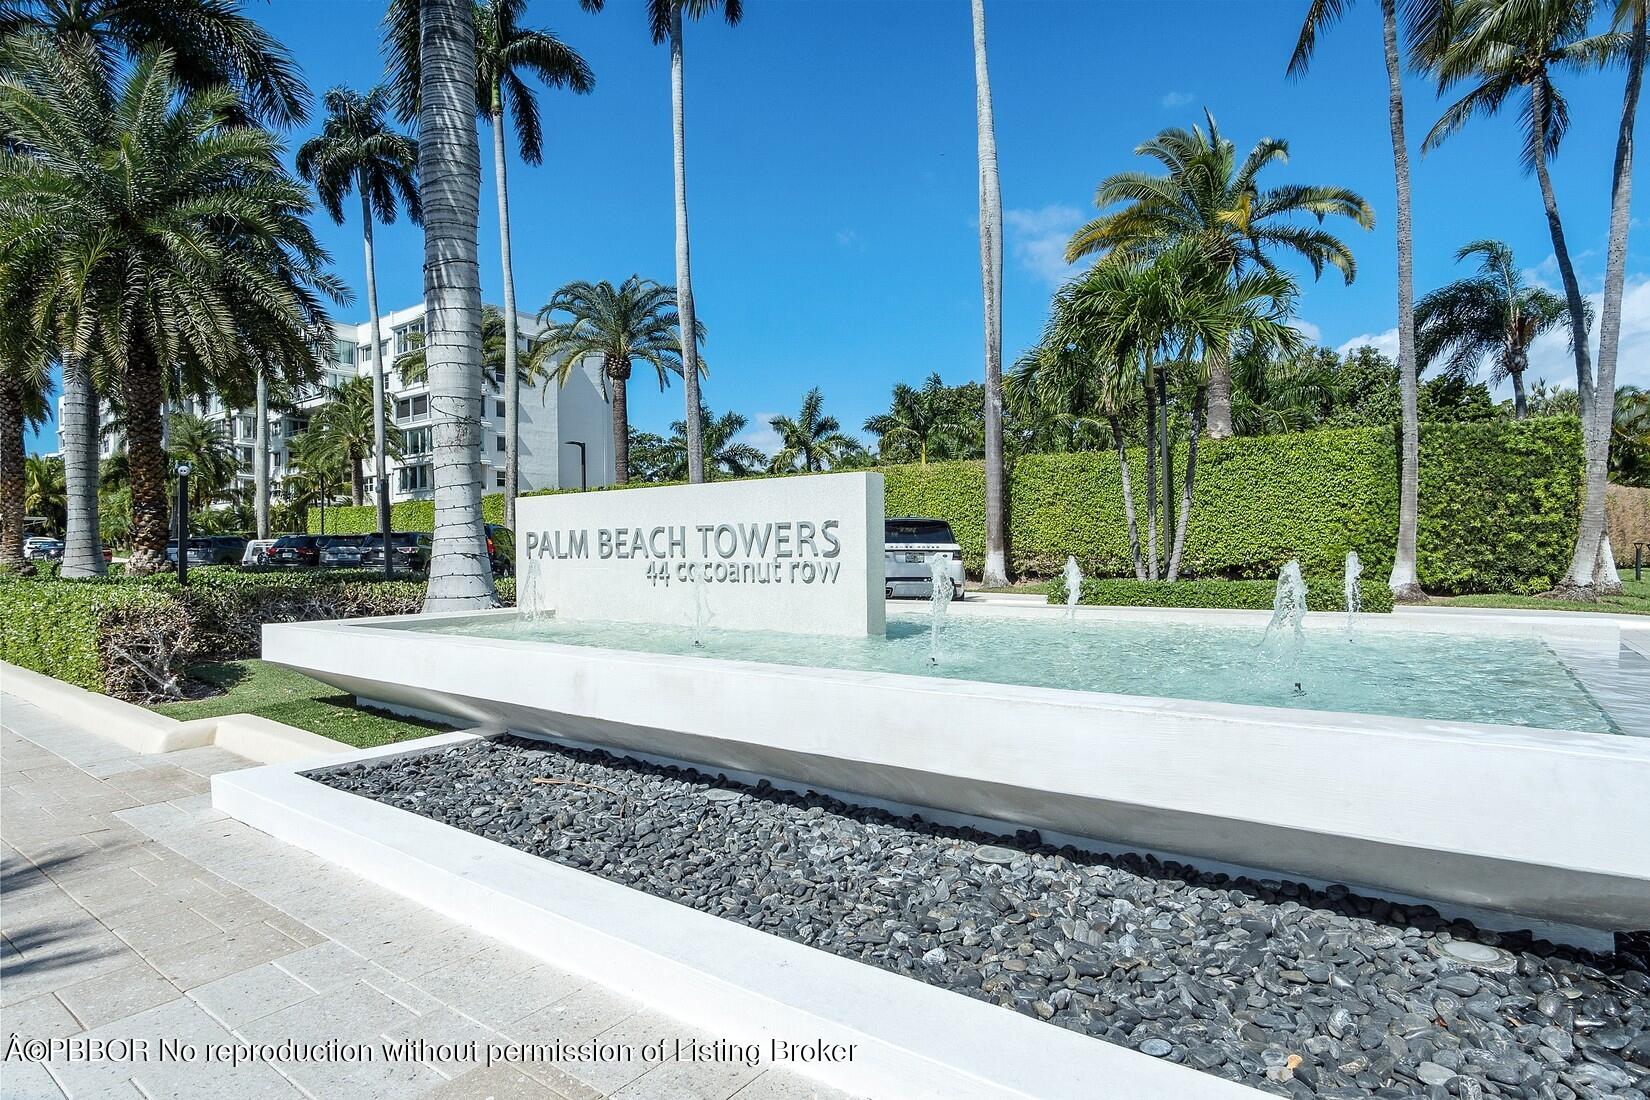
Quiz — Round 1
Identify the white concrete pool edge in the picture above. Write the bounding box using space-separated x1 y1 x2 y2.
261 609 1650 932
213 735 1264 1100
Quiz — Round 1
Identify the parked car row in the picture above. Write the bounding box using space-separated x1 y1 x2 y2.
256 528 515 575
22 537 114 563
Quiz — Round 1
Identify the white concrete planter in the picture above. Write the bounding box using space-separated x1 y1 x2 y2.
260 607 1650 933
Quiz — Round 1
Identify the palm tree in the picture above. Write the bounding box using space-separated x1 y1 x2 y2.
165 412 235 513
863 375 960 466
0 0 310 125
0 43 340 574
1612 385 1650 485
1421 0 1621 591
1289 0 1442 602
22 454 65 536
297 85 419 561
285 428 347 535
386 0 594 528
306 378 403 507
1416 240 1570 419
970 0 1008 588
665 403 762 481
530 276 698 485
395 303 512 393
410 0 495 609
645 0 742 484
1064 111 1372 441
768 388 860 473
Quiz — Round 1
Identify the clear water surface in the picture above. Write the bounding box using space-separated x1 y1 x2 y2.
402 612 1615 734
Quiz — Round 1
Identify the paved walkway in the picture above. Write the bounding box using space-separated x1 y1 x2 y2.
1 693 851 1100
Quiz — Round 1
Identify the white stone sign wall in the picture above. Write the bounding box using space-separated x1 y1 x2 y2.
515 472 886 637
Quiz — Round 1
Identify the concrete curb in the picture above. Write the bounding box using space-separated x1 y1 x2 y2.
0 660 348 766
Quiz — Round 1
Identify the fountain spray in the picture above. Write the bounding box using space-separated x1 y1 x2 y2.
927 553 953 666
1063 556 1084 627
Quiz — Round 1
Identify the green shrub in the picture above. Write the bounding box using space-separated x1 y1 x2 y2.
0 575 173 692
1049 576 1395 613
311 420 1581 594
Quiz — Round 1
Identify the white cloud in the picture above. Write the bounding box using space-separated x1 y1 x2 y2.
834 228 863 251
737 412 784 458
1295 319 1322 344
1004 204 1085 287
1161 91 1194 109
1335 328 1400 360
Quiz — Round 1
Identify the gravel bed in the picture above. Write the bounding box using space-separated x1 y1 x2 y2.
314 735 1650 1099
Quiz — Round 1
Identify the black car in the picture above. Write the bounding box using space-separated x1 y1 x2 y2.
317 535 372 569
168 536 246 565
356 526 515 575
267 534 325 567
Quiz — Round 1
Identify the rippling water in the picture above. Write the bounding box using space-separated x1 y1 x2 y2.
407 612 1615 734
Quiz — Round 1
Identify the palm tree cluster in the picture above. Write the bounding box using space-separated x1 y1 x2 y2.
0 6 341 576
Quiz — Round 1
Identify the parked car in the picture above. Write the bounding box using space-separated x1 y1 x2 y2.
318 535 372 569
884 517 965 601
267 534 325 568
359 532 430 573
241 538 278 567
172 536 246 566
22 537 61 560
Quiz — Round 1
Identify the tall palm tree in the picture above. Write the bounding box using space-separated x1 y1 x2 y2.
863 374 960 466
0 43 341 574
970 0 1008 588
410 0 495 609
0 349 49 571
306 378 403 507
1416 240 1571 418
645 0 742 484
386 0 594 528
665 403 762 481
1064 111 1372 441
529 276 697 485
297 85 419 561
1423 0 1625 593
165 412 235 513
1289 0 1441 602
0 0 310 125
768 388 859 473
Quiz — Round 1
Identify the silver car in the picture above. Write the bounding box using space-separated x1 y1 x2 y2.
884 517 966 600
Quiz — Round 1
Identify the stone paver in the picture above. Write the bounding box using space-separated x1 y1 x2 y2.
1 692 854 1099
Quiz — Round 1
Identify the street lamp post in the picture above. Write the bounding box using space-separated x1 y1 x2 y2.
563 440 587 491
175 462 191 587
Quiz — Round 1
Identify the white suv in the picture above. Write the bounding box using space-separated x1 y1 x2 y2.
884 517 966 600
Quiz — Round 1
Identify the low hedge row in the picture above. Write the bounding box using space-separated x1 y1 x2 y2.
0 570 516 701
1049 576 1396 613
310 420 1583 594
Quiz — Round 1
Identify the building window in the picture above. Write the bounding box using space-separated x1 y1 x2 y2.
397 464 431 493
393 320 425 355
496 435 506 452
332 339 356 366
402 426 432 456
495 399 506 418
496 471 506 488
394 394 429 422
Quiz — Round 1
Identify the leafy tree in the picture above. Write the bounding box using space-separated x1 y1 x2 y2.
297 84 419 549
1613 385 1650 486
166 411 236 513
306 377 404 507
0 342 49 571
1065 110 1371 439
22 452 63 536
664 403 761 481
530 277 699 484
863 374 963 466
768 388 862 473
1416 239 1570 419
0 43 340 573
625 427 673 483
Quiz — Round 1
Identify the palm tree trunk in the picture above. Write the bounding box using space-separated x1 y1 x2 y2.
1380 0 1424 602
1167 387 1206 581
610 360 630 485
1511 369 1528 420
350 456 365 507
1158 366 1174 575
670 7 705 485
1110 415 1146 581
1205 362 1234 439
122 350 170 575
420 0 497 610
971 0 1009 588
1563 6 1642 596
60 355 104 576
1142 363 1159 581
254 369 270 540
490 102 522 529
0 370 30 574
361 186 392 572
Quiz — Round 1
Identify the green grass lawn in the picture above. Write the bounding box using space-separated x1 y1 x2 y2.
151 660 453 749
1428 578 1650 616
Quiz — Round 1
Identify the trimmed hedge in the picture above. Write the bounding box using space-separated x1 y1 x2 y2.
0 569 515 700
1049 576 1396 613
310 420 1583 594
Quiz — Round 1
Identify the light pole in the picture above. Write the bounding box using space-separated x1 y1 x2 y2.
563 440 587 491
175 462 191 586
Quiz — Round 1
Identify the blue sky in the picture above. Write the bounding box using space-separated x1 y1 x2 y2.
26 0 1646 455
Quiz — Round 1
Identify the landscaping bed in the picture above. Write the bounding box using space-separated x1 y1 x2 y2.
315 735 1650 1100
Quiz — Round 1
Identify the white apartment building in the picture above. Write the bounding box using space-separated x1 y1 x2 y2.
81 303 617 510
